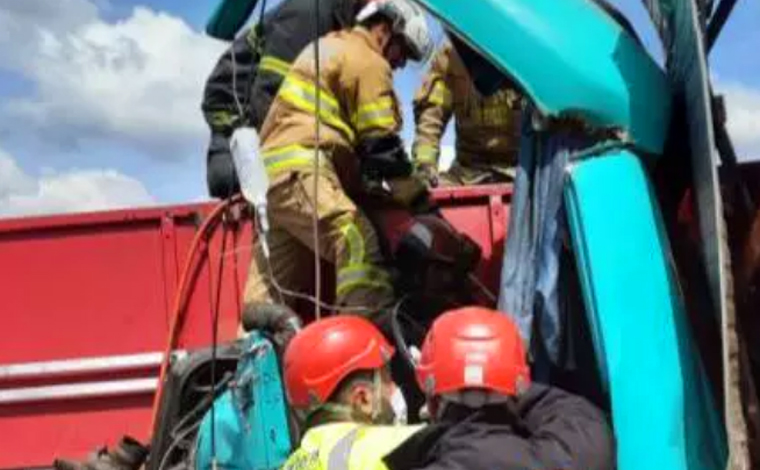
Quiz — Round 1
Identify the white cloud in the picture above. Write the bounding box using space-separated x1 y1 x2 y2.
0 147 154 217
0 0 227 159
720 81 760 161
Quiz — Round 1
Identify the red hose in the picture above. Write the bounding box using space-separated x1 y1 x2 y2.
149 195 244 433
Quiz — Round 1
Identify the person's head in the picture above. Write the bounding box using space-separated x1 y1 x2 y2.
355 0 433 70
415 307 531 420
283 315 405 431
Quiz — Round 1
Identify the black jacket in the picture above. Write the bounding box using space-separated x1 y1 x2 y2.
201 0 359 198
246 0 357 128
384 384 616 470
202 0 358 130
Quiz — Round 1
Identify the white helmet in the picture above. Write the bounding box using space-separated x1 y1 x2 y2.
356 0 433 63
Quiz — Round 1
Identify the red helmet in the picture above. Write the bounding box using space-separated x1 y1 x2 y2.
415 307 530 398
283 315 395 411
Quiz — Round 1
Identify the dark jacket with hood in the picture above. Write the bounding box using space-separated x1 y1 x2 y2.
383 384 616 470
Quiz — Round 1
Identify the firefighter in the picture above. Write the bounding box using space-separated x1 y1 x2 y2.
282 315 424 470
201 0 368 198
384 306 616 470
242 0 433 320
411 40 523 186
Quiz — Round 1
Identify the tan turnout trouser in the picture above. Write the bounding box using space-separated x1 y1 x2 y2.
243 169 395 316
438 161 516 186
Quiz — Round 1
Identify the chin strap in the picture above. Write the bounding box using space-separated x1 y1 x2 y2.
371 369 383 421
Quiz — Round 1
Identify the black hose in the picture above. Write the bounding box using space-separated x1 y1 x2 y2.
390 296 419 369
207 210 230 466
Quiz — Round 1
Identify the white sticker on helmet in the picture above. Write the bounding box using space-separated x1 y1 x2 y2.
464 364 484 386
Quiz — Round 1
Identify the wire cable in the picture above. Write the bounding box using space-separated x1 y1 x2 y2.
206 213 230 470
211 212 377 313
156 418 204 470
149 196 242 434
230 38 245 120
248 206 375 313
230 0 268 124
232 224 243 324
264 251 373 312
311 0 323 319
468 273 497 304
390 295 416 367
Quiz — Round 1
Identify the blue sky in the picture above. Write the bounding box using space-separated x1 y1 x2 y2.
0 0 757 217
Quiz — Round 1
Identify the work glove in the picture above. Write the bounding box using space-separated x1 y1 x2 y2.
241 303 302 348
387 175 429 209
414 163 439 189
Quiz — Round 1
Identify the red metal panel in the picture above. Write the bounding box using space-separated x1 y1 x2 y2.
160 214 180 330
2 394 154 467
0 206 205 469
0 219 167 364
432 185 512 292
0 185 511 469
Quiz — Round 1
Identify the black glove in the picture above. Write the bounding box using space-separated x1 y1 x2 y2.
207 133 241 199
387 176 430 209
358 134 413 182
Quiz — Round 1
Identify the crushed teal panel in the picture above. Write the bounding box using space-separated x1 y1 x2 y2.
564 149 726 470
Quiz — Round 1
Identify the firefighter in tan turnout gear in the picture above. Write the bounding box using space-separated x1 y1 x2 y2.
412 41 523 186
243 0 433 320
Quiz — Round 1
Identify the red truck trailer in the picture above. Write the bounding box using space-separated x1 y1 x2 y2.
0 184 511 470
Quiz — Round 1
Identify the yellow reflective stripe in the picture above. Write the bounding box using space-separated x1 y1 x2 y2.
288 75 341 110
279 75 355 142
429 80 451 106
414 144 439 165
208 110 239 128
480 103 512 126
245 27 261 52
353 97 396 132
357 97 394 115
261 144 323 176
338 221 365 265
260 55 290 77
336 264 393 296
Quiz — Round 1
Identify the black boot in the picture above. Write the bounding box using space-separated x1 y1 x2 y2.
54 436 149 470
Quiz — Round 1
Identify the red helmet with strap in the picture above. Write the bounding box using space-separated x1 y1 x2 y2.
415 307 530 399
283 315 395 411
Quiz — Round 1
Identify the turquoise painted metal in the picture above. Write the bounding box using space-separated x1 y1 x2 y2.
206 0 260 40
195 332 293 470
563 149 727 470
417 0 672 154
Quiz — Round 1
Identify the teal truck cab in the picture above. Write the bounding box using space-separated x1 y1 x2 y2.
147 0 756 470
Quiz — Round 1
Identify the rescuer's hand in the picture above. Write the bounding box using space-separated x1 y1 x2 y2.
388 176 429 208
414 163 439 189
